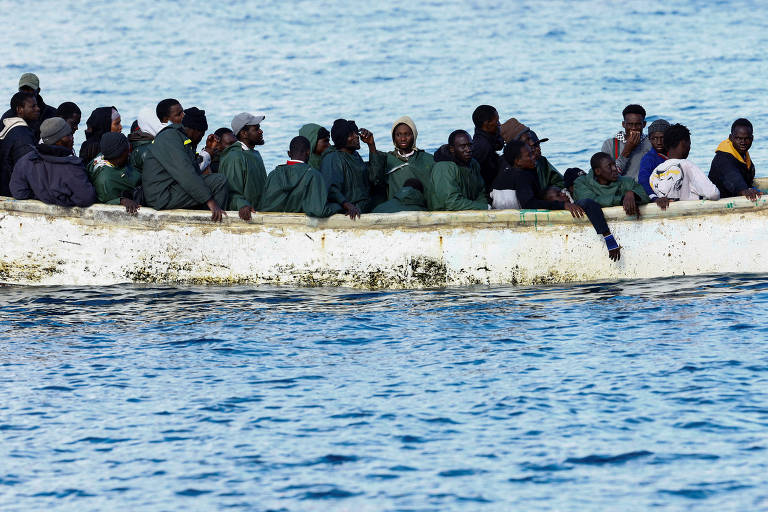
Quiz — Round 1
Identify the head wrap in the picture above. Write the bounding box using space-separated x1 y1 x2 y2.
40 117 72 145
100 132 129 160
647 119 671 136
391 116 418 148
111 108 120 121
331 118 357 148
182 107 208 132
137 106 165 136
501 118 529 143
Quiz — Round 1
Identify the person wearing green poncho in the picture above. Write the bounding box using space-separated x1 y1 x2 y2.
371 116 435 201
260 136 344 218
320 118 385 217
88 132 141 213
574 152 650 216
142 107 228 222
372 178 428 213
219 112 268 221
428 130 488 211
299 123 331 170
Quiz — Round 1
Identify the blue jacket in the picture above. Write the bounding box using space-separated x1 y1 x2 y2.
638 148 667 197
10 144 96 207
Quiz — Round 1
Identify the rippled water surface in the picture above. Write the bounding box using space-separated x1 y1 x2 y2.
2 276 768 511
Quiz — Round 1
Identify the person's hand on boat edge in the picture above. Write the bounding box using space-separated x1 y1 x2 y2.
655 197 671 210
564 202 585 218
741 188 763 202
342 202 361 220
239 205 256 221
207 199 226 222
120 198 140 215
623 191 640 218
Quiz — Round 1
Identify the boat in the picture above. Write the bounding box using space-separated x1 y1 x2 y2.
2 178 767 288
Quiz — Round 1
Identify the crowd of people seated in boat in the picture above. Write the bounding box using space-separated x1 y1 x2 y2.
0 72 762 260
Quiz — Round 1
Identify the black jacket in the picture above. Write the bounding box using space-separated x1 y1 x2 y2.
0 123 35 196
708 151 755 198
471 128 504 193
10 144 96 207
492 163 564 210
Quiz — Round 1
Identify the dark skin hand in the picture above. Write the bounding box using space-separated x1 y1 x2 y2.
207 199 226 222
342 202 360 220
609 247 621 261
359 128 376 152
621 113 645 157
740 188 763 202
563 202 585 218
623 191 640 217
655 197 671 210
239 205 256 221
120 198 140 214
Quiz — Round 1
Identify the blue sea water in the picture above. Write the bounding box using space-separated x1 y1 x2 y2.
2 1 768 510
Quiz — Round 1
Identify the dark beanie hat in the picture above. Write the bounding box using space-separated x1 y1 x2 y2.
331 118 356 148
182 107 208 132
563 167 586 189
100 132 129 160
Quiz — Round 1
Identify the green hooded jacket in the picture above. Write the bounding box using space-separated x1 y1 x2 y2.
87 155 141 205
260 162 342 217
319 148 385 213
573 170 651 206
428 159 488 211
129 139 153 174
373 149 435 200
299 123 330 170
142 124 214 209
372 186 428 213
218 142 268 211
537 156 565 190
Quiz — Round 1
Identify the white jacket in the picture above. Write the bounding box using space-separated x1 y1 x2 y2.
650 159 720 201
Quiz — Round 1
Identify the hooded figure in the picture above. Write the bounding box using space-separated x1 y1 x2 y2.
299 123 330 169
370 116 435 201
127 106 165 173
79 106 118 164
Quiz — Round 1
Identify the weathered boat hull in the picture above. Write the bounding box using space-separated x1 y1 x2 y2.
1 191 767 288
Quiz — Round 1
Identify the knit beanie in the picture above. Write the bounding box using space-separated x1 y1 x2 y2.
501 118 529 143
182 107 208 132
100 132 129 160
391 116 418 145
40 117 72 145
563 167 587 189
647 119 670 136
331 118 356 148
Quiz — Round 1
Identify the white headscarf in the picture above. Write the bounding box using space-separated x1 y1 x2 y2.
137 106 165 137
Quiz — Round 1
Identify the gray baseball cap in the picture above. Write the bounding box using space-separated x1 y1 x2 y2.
231 112 265 135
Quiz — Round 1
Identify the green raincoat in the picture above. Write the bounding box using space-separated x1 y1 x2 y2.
319 148 385 213
373 150 435 200
218 142 268 211
428 159 487 211
573 170 650 206
372 186 428 213
87 155 141 204
260 162 342 217
299 123 330 170
537 156 564 190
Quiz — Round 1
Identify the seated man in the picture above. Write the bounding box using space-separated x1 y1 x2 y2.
260 135 343 218
0 92 40 195
648 124 720 204
501 119 564 190
574 152 651 218
2 73 58 140
637 119 670 197
708 118 762 201
156 98 184 125
372 178 428 213
199 127 236 175
563 167 586 200
10 117 96 207
218 112 268 221
320 118 385 217
429 130 487 211
142 107 228 221
372 116 434 200
87 132 141 213
471 105 504 194
299 123 331 169
601 104 652 181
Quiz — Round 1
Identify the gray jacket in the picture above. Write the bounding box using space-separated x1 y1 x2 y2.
600 134 652 182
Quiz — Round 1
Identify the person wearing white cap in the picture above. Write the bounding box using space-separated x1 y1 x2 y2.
218 112 268 221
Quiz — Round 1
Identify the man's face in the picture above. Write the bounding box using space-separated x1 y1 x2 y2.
65 113 81 134
393 123 414 151
544 187 569 203
18 97 40 122
515 144 536 169
220 132 236 148
345 130 360 150
622 113 646 137
521 132 542 162
111 114 122 133
450 133 472 164
246 124 264 146
19 86 37 94
730 126 753 154
315 137 330 155
650 131 665 153
595 158 620 183
482 112 500 135
168 104 184 124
